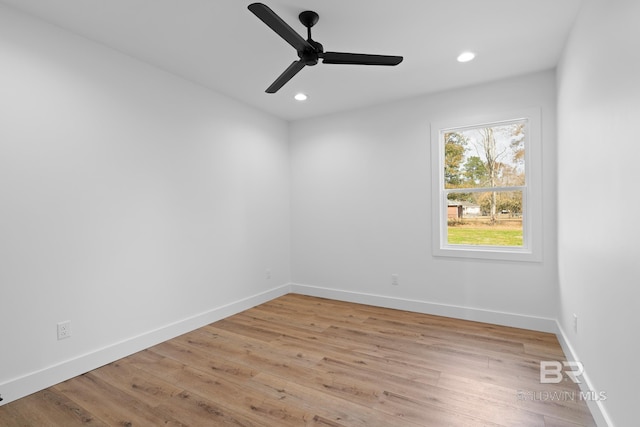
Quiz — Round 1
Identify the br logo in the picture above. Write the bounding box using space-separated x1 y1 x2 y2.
540 361 584 383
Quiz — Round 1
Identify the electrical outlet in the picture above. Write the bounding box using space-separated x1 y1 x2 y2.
265 268 271 279
57 320 72 340
573 314 578 333
391 274 399 286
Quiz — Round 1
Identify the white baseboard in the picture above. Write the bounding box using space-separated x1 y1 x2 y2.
0 283 291 406
554 324 614 427
290 283 557 333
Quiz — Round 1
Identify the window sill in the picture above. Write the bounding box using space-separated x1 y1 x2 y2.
433 244 542 262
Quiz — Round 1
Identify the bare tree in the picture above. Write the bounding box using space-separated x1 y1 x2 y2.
478 127 503 224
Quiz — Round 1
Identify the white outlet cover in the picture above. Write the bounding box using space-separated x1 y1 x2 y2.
57 321 72 340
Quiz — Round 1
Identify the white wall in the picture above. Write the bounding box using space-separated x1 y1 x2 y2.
290 71 559 328
0 4 290 403
557 0 640 425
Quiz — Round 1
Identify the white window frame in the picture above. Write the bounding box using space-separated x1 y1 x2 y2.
431 108 542 262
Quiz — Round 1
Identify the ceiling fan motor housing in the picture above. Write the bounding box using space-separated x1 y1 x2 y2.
298 49 318 66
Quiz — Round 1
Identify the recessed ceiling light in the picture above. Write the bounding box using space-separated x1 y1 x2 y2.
294 93 308 101
457 51 476 63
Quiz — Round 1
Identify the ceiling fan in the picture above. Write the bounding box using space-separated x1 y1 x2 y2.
248 2 403 93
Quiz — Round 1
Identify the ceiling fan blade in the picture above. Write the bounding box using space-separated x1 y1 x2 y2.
248 3 312 53
322 52 403 66
266 60 306 93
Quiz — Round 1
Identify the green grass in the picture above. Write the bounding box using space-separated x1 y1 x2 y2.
447 227 523 246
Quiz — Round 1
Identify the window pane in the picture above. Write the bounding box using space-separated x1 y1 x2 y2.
447 191 523 247
444 121 526 190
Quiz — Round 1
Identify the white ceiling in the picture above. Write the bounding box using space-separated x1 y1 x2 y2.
1 0 583 121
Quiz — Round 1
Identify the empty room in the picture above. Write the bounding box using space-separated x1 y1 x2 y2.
0 0 636 426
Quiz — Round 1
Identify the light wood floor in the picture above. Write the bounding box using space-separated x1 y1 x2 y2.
0 294 596 426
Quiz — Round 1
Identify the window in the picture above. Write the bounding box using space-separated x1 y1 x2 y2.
431 109 542 261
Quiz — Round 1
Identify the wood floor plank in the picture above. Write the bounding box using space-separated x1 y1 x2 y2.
544 415 595 427
0 389 105 426
52 372 184 426
0 293 597 426
154 389 258 426
274 333 442 386
250 371 423 427
362 315 527 356
88 358 183 409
